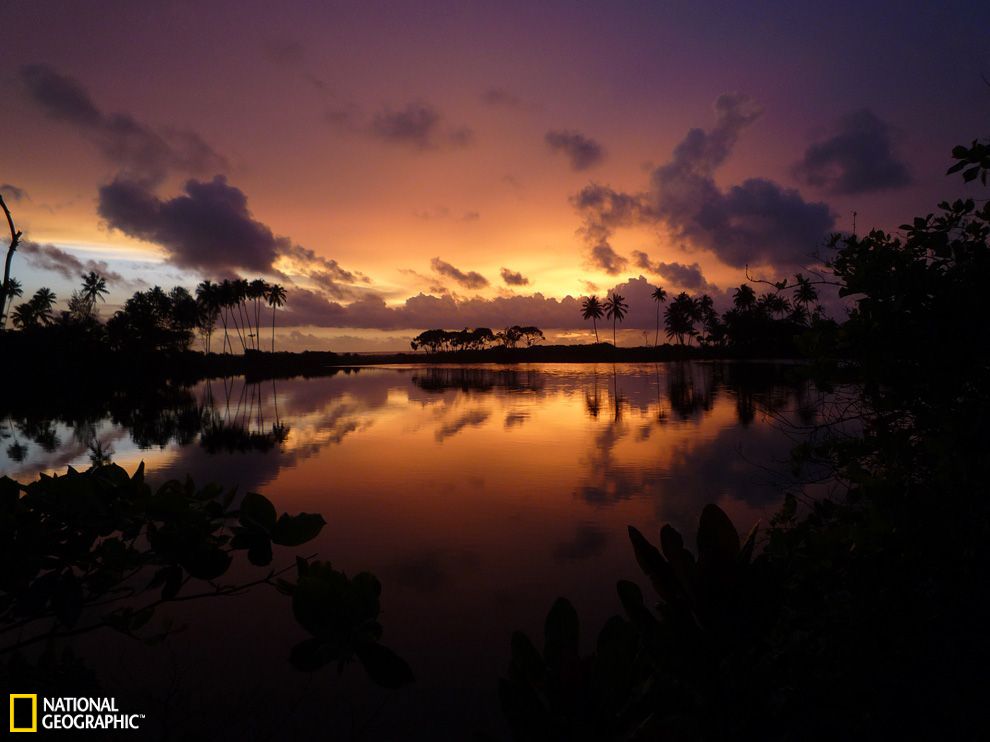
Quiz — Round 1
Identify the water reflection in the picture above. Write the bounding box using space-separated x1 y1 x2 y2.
0 362 837 740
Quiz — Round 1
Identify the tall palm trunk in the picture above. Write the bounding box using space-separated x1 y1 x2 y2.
593 318 599 343
655 305 660 347
271 304 277 353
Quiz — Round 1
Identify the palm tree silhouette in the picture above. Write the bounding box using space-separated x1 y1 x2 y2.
650 285 667 347
732 284 756 311
581 295 604 343
80 271 109 315
265 283 287 352
248 279 268 351
603 292 628 347
13 287 56 329
1 277 22 329
196 280 222 353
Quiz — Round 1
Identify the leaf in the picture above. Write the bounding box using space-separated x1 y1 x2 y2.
659 524 684 560
271 512 326 546
696 504 739 565
509 631 544 684
738 522 760 565
181 545 231 580
53 571 83 627
354 640 415 688
239 492 277 531
289 637 335 672
963 166 980 182
543 597 579 670
628 526 683 602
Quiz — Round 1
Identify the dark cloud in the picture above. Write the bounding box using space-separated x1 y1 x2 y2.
545 129 605 171
0 184 26 201
98 176 360 290
481 87 524 108
500 267 530 286
20 241 128 285
793 109 912 195
571 183 650 273
431 257 489 289
275 275 720 331
279 286 582 330
573 94 834 270
632 250 715 291
364 102 474 150
589 243 628 275
19 64 225 184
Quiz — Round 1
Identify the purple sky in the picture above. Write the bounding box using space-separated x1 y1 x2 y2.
2 0 988 349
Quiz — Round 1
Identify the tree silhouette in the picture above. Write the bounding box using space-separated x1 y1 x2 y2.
732 284 756 311
664 291 699 345
265 283 287 352
581 295 604 343
248 279 268 351
0 276 22 330
651 285 668 347
80 271 109 315
195 280 221 353
0 194 22 329
603 292 628 347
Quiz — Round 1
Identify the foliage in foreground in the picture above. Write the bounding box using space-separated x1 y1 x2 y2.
0 464 412 690
500 141 990 740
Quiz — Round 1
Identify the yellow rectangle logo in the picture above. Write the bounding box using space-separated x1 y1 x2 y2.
9 694 37 733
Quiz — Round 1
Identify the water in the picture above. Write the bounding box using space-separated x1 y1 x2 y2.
1 362 833 740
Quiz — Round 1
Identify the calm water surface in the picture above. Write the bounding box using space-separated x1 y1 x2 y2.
2 362 831 740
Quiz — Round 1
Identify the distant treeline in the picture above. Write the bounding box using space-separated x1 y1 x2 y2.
410 325 545 352
0 274 288 356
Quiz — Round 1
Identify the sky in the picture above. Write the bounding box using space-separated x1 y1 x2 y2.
1 0 988 350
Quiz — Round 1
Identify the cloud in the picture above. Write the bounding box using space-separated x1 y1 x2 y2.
572 94 834 270
0 184 26 201
19 64 225 184
571 183 651 273
481 87 524 108
545 129 605 170
632 250 715 291
793 109 912 194
500 267 530 286
20 241 129 285
98 176 360 291
430 257 489 289
274 275 716 331
329 101 473 150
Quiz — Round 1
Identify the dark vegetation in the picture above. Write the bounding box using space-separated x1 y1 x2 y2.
498 141 990 740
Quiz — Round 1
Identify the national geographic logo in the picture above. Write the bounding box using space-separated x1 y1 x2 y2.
9 694 37 733
8 694 144 733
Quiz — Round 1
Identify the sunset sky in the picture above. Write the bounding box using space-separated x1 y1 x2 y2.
2 0 988 349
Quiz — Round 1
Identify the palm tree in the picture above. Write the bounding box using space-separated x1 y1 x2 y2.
650 285 667 347
1 277 22 329
265 283 286 352
732 284 756 311
603 292 628 347
80 271 109 314
196 280 222 353
248 279 268 350
664 292 699 345
29 288 56 326
581 295 604 343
